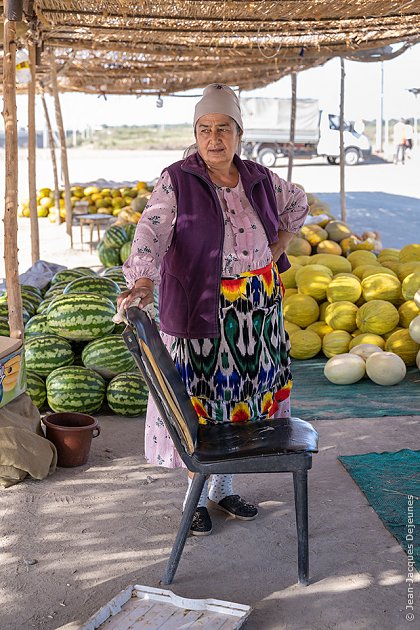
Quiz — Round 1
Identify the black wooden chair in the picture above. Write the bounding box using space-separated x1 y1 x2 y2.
123 307 319 586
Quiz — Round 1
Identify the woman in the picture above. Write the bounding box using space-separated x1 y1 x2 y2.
121 84 309 536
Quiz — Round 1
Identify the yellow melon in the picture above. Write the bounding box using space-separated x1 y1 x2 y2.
289 329 322 359
402 272 420 301
284 321 301 336
325 220 353 242
398 301 420 328
324 353 366 384
383 326 404 340
286 255 300 265
296 255 311 266
353 264 381 280
300 224 328 246
349 333 386 350
316 240 342 256
326 275 362 303
361 266 398 279
356 300 399 335
283 288 298 302
347 250 378 269
340 238 353 256
380 260 400 274
398 244 420 263
319 302 329 320
378 248 400 262
349 343 383 360
385 329 420 366
397 261 420 282
309 253 352 274
322 330 352 358
296 265 333 302
361 273 402 305
286 237 312 257
325 301 358 332
283 294 320 328
280 263 303 289
306 321 334 339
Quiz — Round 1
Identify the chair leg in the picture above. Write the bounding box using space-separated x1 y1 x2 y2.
293 470 309 586
162 473 206 585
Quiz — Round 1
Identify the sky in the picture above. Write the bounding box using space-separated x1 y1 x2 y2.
6 42 420 131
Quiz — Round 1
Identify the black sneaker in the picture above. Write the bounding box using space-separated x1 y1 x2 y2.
190 507 213 536
209 494 258 520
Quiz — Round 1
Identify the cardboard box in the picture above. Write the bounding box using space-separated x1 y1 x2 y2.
0 336 26 409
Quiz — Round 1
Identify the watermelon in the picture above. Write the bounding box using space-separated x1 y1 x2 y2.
26 371 47 409
103 225 128 249
46 366 106 413
98 243 121 268
63 276 120 303
21 290 43 307
21 285 43 299
124 224 136 242
0 316 10 336
0 293 38 316
106 372 148 416
46 293 116 340
0 303 31 324
24 314 53 337
25 334 74 376
43 282 69 299
71 267 98 276
120 242 132 263
81 335 137 378
102 266 123 277
50 269 86 286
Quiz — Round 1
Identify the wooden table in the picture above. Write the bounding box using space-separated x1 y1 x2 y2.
76 213 113 254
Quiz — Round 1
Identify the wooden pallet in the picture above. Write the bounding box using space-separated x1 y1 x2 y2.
79 584 251 629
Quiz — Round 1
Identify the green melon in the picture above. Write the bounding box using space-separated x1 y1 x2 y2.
46 293 116 340
46 366 106 413
24 314 53 337
25 334 74 376
103 225 128 249
106 372 148 416
81 335 137 378
26 371 47 409
63 276 120 303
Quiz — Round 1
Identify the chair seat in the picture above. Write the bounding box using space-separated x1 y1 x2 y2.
194 416 318 463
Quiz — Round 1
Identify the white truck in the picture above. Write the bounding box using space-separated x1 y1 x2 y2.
240 97 371 167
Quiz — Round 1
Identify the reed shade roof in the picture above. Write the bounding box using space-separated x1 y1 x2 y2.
13 1 420 93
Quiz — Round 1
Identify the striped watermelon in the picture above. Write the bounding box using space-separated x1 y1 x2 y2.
0 316 10 335
21 289 43 307
98 243 121 268
120 242 132 263
21 285 43 299
103 225 127 249
46 366 106 413
1 292 39 316
26 371 47 409
106 372 148 416
102 266 123 277
81 335 137 378
46 293 116 340
24 314 53 337
0 303 31 324
63 276 120 303
71 267 97 277
50 269 86 286
25 334 74 376
123 224 136 242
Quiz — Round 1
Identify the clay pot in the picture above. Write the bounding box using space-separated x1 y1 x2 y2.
43 412 100 467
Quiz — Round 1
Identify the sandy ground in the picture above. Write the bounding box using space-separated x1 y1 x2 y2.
0 149 419 628
0 414 419 630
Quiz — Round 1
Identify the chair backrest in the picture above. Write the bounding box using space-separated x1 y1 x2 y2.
123 307 198 462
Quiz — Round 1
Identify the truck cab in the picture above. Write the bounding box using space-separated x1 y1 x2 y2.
317 112 371 165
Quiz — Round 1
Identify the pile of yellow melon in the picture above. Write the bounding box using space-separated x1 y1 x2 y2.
282 199 420 381
19 181 153 224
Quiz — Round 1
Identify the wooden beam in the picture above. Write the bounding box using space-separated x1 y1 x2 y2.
40 88 61 226
287 72 297 183
28 40 40 264
5 0 23 21
49 52 72 242
339 57 346 222
2 16 24 339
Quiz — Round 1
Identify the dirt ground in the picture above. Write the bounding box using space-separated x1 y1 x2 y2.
0 413 419 630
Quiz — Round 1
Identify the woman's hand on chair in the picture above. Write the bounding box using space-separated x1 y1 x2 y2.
117 278 154 311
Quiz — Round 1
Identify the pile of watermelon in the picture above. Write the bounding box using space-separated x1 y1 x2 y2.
97 223 136 268
0 267 148 417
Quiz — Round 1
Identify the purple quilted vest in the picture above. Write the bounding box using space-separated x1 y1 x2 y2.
160 152 290 339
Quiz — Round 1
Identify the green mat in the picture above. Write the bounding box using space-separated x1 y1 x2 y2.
338 450 420 571
291 359 420 420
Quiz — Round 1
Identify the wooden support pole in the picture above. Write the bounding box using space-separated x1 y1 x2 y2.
40 89 61 225
28 40 40 264
287 72 297 183
339 57 346 222
49 52 73 243
2 15 24 338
